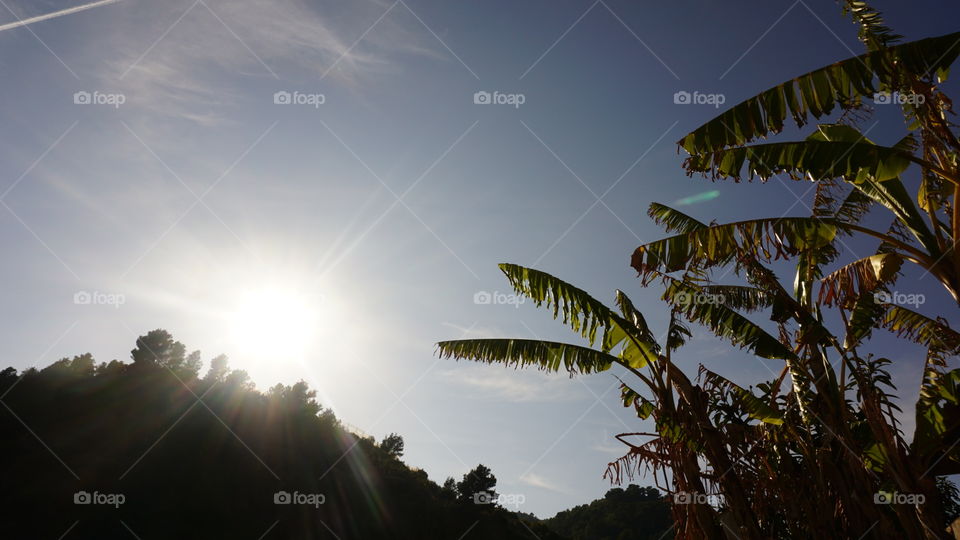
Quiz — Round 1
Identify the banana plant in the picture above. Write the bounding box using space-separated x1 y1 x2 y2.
437 264 791 538
672 0 960 306
635 6 960 533
436 3 960 538
436 256 949 537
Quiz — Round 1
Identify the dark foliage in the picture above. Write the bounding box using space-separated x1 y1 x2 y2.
0 330 563 539
544 485 672 540
456 464 497 504
379 433 405 458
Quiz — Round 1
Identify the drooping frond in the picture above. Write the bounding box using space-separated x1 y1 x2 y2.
620 382 655 419
834 183 874 224
812 177 842 218
677 31 960 154
700 367 785 425
614 290 659 346
497 264 659 367
913 352 960 474
840 0 902 51
662 278 796 361
700 285 773 313
435 339 616 375
498 263 623 343
843 293 886 349
631 217 840 277
666 312 692 352
647 203 707 234
847 174 937 250
818 252 903 307
683 140 913 183
881 305 960 353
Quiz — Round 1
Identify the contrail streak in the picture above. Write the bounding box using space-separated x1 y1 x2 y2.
0 0 123 33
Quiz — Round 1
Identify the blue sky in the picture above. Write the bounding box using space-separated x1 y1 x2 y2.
1 0 959 518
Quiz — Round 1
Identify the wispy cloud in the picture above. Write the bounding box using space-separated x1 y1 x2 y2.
440 365 585 403
0 0 123 33
67 0 435 125
440 321 504 339
520 473 574 496
590 428 631 455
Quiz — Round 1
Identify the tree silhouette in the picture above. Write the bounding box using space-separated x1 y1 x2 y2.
380 433 405 458
130 329 187 368
441 476 459 500
456 464 497 504
203 353 230 383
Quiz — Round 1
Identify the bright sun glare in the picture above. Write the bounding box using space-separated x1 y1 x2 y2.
229 288 320 361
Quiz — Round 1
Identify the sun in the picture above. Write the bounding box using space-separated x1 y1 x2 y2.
229 288 321 361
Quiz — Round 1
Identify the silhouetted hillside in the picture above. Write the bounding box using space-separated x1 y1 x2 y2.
544 485 672 540
0 330 563 539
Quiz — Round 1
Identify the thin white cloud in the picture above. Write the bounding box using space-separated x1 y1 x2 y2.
440 365 585 403
0 0 123 33
440 321 504 339
590 429 632 455
591 441 628 455
64 0 435 126
520 473 574 496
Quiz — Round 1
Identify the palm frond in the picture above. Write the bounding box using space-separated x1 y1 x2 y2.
700 367 785 425
662 278 796 361
840 0 902 50
498 264 659 367
678 31 960 154
881 305 960 353
435 339 616 375
683 140 912 183
632 217 840 277
647 203 707 234
819 253 903 307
